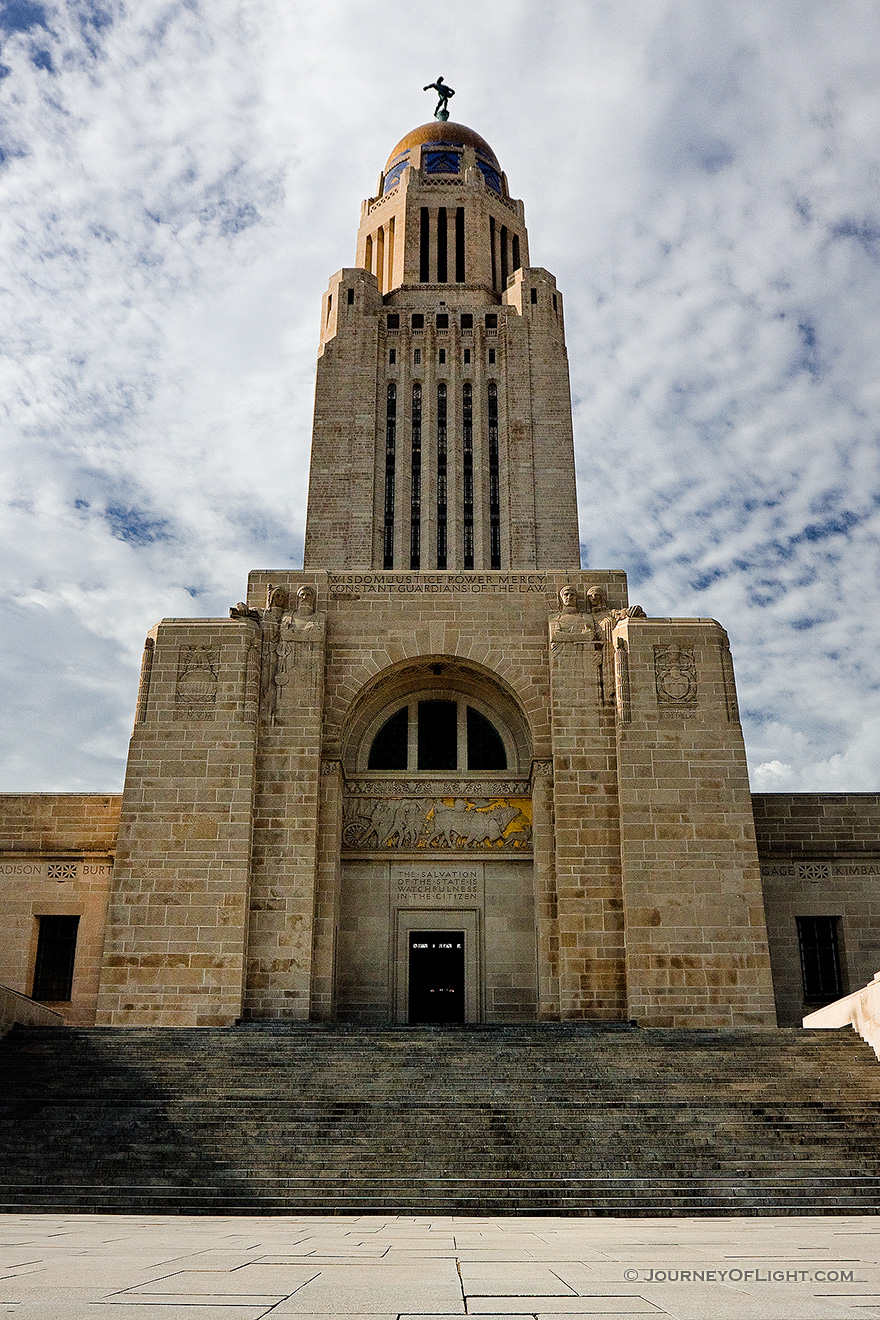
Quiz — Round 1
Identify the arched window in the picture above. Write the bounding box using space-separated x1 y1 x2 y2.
366 698 509 773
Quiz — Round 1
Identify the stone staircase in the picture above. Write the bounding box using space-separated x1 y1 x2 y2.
1 1023 879 1216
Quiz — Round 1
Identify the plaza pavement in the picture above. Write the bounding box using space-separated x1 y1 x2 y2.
1 1212 879 1318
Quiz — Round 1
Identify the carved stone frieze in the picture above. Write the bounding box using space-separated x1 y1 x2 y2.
342 792 532 852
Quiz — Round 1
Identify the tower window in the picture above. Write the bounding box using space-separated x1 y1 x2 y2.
797 916 843 1003
500 225 509 288
455 206 465 282
437 207 448 283
389 349 396 364
410 382 422 570
347 288 355 305
553 293 558 311
462 382 474 570
436 314 449 329
436 383 448 569
439 349 446 364
488 348 496 364
412 313 424 330
413 348 421 365
530 288 537 304
488 381 500 569
489 215 497 290
32 915 79 1002
485 314 497 329
419 207 430 283
383 382 396 569
513 235 521 272
460 313 473 331
387 313 400 330
463 349 471 365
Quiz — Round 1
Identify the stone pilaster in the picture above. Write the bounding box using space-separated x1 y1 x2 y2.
95 617 260 1026
614 618 777 1027
244 584 327 1019
549 603 627 1019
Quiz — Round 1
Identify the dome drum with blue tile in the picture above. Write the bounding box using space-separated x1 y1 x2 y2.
356 120 526 299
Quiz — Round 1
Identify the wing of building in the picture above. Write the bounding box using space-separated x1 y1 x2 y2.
2 118 878 1032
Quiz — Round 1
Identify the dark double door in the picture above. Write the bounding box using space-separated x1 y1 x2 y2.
408 931 465 1023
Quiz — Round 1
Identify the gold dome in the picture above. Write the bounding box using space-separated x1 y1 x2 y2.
384 121 499 171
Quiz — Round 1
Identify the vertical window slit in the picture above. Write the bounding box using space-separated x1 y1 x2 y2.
500 225 508 288
410 383 422 569
455 207 465 282
420 207 430 283
383 382 396 569
463 382 474 570
387 216 395 288
437 383 448 569
488 382 500 569
512 234 521 272
489 216 497 291
376 226 385 292
437 207 447 283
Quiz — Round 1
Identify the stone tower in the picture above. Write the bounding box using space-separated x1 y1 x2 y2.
93 118 777 1030
304 121 580 573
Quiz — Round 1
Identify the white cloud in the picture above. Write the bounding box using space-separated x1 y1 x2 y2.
1 0 879 791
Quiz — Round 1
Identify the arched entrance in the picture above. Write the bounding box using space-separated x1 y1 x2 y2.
335 658 536 1023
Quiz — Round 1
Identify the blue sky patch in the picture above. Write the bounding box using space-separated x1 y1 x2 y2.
104 505 171 545
0 0 47 33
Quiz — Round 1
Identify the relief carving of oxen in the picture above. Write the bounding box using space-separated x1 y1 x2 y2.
425 799 521 848
343 797 427 848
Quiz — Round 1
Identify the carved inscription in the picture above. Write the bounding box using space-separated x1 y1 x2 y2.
175 646 219 718
761 862 877 879
329 572 549 597
394 867 479 905
654 646 697 704
343 794 532 852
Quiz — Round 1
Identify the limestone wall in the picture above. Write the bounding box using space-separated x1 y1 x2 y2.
0 793 120 1024
754 793 880 1026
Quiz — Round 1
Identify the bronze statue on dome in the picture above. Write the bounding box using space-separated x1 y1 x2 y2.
424 76 455 121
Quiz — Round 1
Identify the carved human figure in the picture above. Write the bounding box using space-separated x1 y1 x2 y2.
549 584 597 643
275 585 325 693
424 75 455 120
229 601 260 621
586 584 647 630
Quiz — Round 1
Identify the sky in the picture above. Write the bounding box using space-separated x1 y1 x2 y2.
1 0 879 793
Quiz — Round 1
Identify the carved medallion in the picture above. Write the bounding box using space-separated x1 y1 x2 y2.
654 646 697 704
175 646 219 718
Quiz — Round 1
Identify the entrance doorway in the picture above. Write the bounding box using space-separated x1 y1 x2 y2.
408 931 465 1023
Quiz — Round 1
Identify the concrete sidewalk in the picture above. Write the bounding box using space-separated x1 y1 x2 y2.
1 1212 879 1318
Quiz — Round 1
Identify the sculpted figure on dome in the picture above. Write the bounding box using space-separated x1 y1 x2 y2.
549 584 598 644
424 76 455 121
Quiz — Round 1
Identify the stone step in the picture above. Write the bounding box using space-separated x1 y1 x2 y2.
2 1023 879 1215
